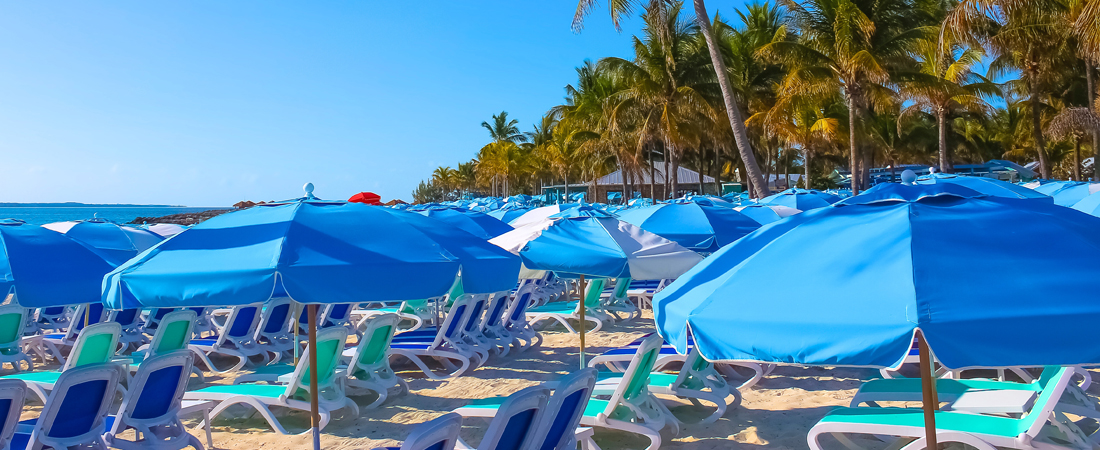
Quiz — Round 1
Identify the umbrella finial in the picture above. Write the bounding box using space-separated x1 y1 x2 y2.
303 183 315 199
901 170 917 186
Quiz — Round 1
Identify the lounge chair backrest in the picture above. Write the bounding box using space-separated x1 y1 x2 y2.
64 322 122 371
599 334 663 417
257 297 293 343
0 379 26 450
504 286 536 328
530 368 597 450
402 298 430 315
283 326 349 403
68 302 107 337
30 363 121 449
322 303 352 328
0 305 24 349
476 385 551 450
435 297 471 349
110 351 195 437
445 279 465 308
148 310 197 357
108 308 141 328
674 347 727 393
398 412 463 450
350 314 399 378
216 303 262 348
143 307 175 330
1022 366 1073 437
481 292 510 331
462 295 487 335
612 278 631 300
582 279 606 309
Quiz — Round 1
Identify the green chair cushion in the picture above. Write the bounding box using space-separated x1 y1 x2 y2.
819 407 1027 438
193 383 287 399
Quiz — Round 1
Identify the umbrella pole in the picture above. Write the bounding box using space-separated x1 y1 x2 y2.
308 304 320 450
578 275 586 370
917 332 939 449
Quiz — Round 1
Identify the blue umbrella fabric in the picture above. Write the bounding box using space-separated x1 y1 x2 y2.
914 173 1051 201
1049 182 1100 207
508 203 580 227
103 200 517 309
1031 180 1080 196
655 182 1100 369
43 219 164 266
617 201 761 252
0 220 116 307
733 204 799 225
487 206 530 224
759 188 841 211
491 215 702 280
415 206 514 239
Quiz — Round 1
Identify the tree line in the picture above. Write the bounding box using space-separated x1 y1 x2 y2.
414 0 1100 204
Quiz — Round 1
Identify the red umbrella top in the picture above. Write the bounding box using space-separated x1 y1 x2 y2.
348 192 382 205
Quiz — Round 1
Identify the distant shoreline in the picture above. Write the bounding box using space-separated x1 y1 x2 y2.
0 203 199 208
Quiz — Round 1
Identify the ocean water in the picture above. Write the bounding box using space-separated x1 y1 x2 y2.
0 206 226 226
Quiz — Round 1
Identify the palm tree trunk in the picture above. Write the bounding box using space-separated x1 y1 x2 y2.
714 147 723 194
663 145 670 199
848 95 861 193
650 148 656 199
1088 62 1098 181
804 150 812 190
937 108 950 173
1075 136 1082 181
564 171 570 201
1030 73 1050 179
693 0 768 199
670 149 680 199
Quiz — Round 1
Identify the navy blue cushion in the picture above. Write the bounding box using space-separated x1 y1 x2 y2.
496 407 538 450
540 389 587 450
50 379 108 438
132 365 183 420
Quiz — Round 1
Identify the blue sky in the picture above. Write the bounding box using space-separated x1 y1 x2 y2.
0 2 752 206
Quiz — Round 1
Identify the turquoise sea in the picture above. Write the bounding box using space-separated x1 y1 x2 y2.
0 206 225 226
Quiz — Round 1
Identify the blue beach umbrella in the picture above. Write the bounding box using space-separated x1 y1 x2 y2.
0 220 116 308
759 188 841 210
43 219 164 266
1071 190 1100 217
654 182 1100 446
1049 182 1100 206
1031 180 1079 196
415 206 514 239
508 203 579 227
914 173 1052 201
733 204 799 225
617 201 761 252
487 206 530 224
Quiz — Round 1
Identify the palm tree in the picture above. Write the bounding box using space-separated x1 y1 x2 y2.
600 2 715 198
431 166 457 200
948 0 1074 179
759 0 929 193
1047 107 1100 180
572 0 772 198
763 94 845 190
543 121 598 199
899 29 998 172
481 111 527 144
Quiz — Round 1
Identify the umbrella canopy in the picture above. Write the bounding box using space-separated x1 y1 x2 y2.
914 173 1051 201
487 207 530 224
43 219 164 266
1049 182 1100 206
1070 190 1100 216
655 182 1100 369
143 223 189 238
759 188 841 211
348 192 382 205
733 204 801 225
0 220 116 307
1030 180 1079 196
508 203 579 227
103 200 497 310
414 206 514 239
617 201 761 252
491 215 701 280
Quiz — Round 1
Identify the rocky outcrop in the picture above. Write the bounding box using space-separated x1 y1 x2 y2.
129 209 231 225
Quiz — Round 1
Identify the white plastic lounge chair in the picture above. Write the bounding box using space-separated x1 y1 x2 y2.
808 366 1094 450
372 413 463 450
186 326 357 435
109 308 146 352
128 310 202 381
354 297 433 333
141 307 177 335
587 333 767 391
40 302 107 363
341 314 406 408
501 288 541 352
601 278 640 321
33 306 70 333
3 322 122 404
454 368 601 450
455 385 551 450
477 292 516 357
626 279 668 310
12 363 123 450
254 297 295 363
581 334 675 450
0 379 27 450
388 297 478 380
0 305 34 372
526 278 610 334
104 351 206 450
594 347 738 424
188 303 267 373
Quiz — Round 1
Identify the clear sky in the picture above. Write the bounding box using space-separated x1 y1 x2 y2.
0 1 748 206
